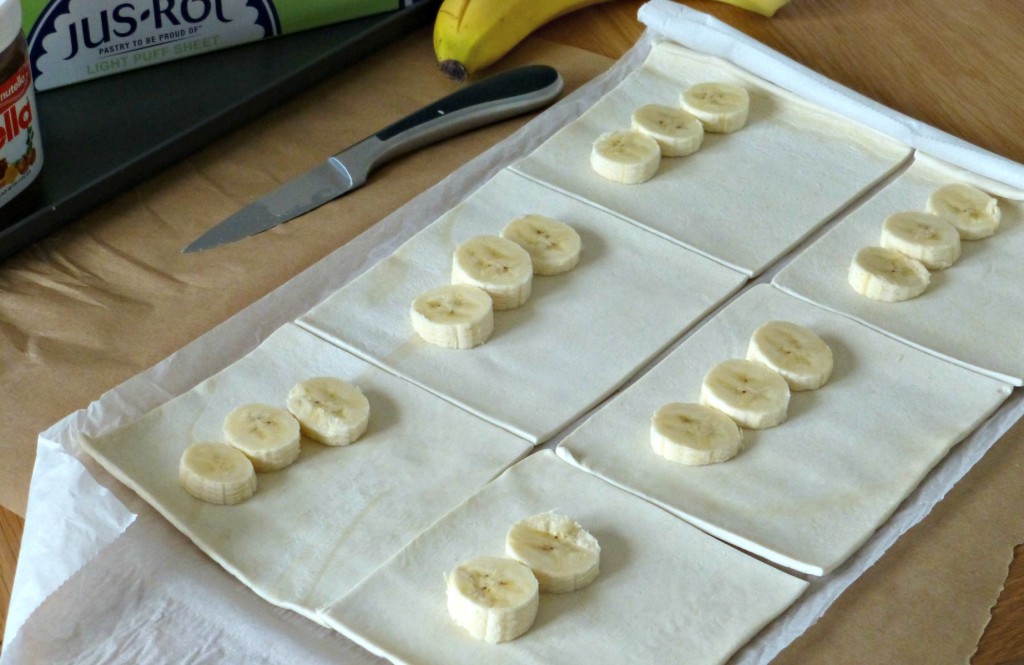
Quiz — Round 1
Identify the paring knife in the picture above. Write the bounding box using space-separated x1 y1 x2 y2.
183 65 564 253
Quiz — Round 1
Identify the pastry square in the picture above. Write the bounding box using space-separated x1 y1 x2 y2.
774 154 1024 386
81 323 532 620
557 285 1010 575
511 41 911 276
321 450 807 665
298 168 746 444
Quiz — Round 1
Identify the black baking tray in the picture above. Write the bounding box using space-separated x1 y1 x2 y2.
0 0 439 262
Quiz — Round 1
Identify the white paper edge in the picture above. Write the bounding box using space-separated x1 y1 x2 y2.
637 0 1024 197
1 439 135 653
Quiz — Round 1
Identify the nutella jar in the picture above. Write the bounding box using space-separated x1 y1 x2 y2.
0 0 43 223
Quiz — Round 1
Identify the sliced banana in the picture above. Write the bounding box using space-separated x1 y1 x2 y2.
699 359 790 430
410 283 494 349
680 82 750 133
505 512 601 594
590 129 661 184
451 235 533 310
286 377 370 446
500 214 582 276
179 442 257 505
848 246 931 302
650 402 743 466
926 182 1001 240
880 211 961 270
222 403 301 472
746 320 833 391
630 103 704 157
446 555 539 644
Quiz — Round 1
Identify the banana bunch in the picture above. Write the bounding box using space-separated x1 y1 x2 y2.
432 0 612 81
432 0 792 82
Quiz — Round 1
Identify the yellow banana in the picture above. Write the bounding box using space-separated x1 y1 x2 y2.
711 0 790 16
433 0 612 81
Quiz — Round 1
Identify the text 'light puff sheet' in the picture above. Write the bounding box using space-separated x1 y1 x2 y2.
80 323 532 622
321 450 807 665
557 285 1010 576
773 154 1024 386
297 168 747 444
511 41 911 277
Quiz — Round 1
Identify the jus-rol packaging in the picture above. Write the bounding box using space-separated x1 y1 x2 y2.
21 0 426 90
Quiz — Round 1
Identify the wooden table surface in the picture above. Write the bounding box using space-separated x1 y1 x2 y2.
2 0 1023 661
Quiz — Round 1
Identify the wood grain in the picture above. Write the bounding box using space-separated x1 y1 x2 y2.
0 506 23 651
975 543 1024 665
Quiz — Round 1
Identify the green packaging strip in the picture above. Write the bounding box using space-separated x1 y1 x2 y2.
20 0 418 90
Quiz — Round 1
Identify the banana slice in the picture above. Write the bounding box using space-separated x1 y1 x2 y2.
680 82 750 133
926 182 1001 240
746 320 833 391
650 402 742 466
178 442 257 505
223 403 301 472
880 211 961 270
505 512 601 594
848 246 931 302
590 129 661 184
699 359 790 430
286 377 370 446
410 284 494 349
500 214 582 276
630 103 704 157
451 235 533 310
446 555 539 644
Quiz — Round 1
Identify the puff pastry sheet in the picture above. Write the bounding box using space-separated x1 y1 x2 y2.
298 168 746 444
511 41 911 276
557 285 1011 575
773 154 1024 386
80 323 532 621
321 450 808 665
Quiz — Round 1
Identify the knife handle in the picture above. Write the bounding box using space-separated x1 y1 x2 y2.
335 65 563 185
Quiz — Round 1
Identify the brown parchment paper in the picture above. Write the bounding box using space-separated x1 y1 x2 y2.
774 417 1024 664
0 28 611 518
2 23 1022 665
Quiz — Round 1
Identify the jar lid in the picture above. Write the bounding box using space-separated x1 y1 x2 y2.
0 0 23 52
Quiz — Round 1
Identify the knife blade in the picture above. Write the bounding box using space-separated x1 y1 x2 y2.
183 64 564 253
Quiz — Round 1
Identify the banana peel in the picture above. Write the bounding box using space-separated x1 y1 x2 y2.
710 0 791 17
433 0 790 83
433 0 612 81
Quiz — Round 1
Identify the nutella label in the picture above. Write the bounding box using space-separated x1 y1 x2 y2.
0 62 42 208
